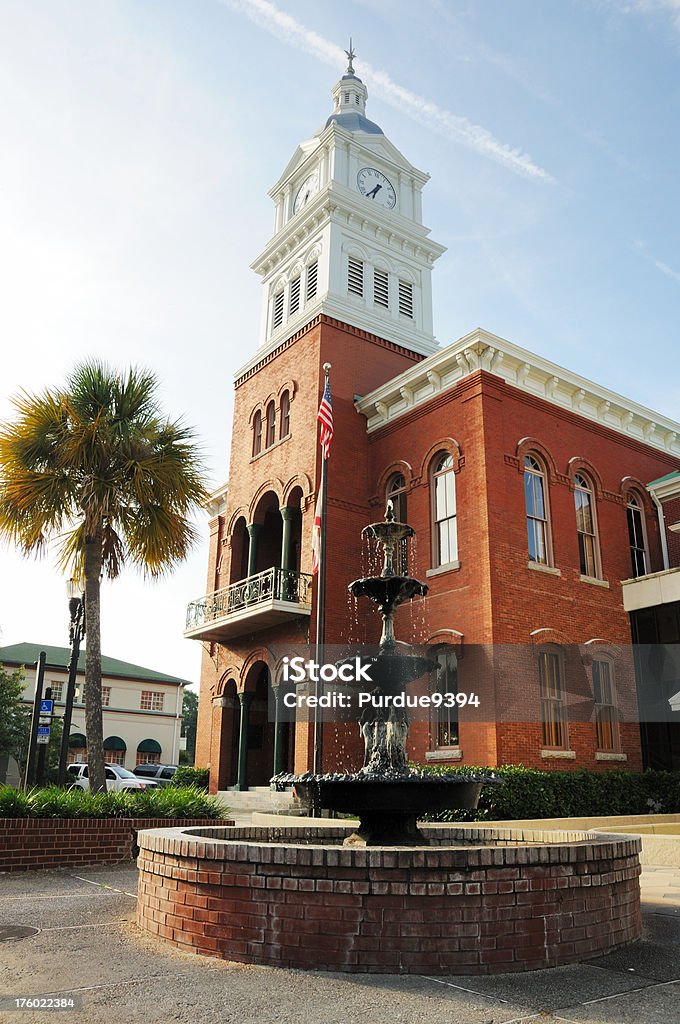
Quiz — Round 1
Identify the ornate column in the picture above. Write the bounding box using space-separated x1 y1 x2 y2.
246 523 261 578
236 691 254 791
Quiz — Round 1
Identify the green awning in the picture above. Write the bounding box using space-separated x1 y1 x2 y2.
68 732 86 748
137 738 162 754
103 735 127 751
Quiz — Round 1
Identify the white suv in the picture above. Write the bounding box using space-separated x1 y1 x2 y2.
66 763 158 792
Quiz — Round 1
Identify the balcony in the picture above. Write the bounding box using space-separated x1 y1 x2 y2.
622 566 680 613
184 567 313 643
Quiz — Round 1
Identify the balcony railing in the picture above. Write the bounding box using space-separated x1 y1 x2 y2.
185 567 313 637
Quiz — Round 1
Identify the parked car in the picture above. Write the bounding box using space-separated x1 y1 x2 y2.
132 764 178 788
66 763 158 791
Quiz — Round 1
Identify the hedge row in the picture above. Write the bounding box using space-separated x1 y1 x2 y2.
416 764 680 821
0 784 228 819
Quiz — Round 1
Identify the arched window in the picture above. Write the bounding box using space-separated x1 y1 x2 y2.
538 648 568 749
387 472 407 573
265 401 276 449
431 453 457 567
592 658 619 752
252 411 262 458
524 455 550 565
626 493 648 577
280 390 291 439
431 647 458 747
574 473 600 578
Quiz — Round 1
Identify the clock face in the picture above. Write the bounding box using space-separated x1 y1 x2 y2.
293 171 320 214
357 167 397 209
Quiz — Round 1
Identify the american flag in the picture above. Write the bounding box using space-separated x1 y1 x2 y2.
317 377 333 459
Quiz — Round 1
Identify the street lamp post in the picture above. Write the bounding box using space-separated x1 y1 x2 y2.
57 579 86 786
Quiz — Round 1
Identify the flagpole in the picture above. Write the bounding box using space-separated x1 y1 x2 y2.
313 362 331 781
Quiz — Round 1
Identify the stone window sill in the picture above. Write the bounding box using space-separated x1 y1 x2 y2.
426 561 461 578
580 575 610 588
540 748 576 759
595 751 627 761
527 561 561 576
250 434 291 463
425 748 463 761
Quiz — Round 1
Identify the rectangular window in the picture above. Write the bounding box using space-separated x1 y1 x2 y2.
373 268 389 308
348 257 364 297
627 501 648 577
539 651 567 749
107 750 125 766
272 290 285 330
140 690 164 711
398 279 414 318
593 660 619 751
306 260 318 301
434 649 458 747
289 276 301 316
102 686 111 707
49 682 63 702
136 752 161 766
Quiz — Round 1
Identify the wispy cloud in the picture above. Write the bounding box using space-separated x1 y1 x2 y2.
221 0 555 183
619 0 680 30
633 239 680 282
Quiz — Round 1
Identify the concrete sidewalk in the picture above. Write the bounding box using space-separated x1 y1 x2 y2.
0 864 678 1024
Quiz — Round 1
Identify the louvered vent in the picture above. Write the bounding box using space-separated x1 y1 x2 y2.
272 291 285 330
398 280 414 318
348 257 364 297
306 261 318 301
289 277 301 316
374 269 389 308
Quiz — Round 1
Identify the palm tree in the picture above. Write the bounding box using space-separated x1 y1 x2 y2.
0 362 208 793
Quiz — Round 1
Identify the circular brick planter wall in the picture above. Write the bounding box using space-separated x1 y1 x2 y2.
136 824 642 974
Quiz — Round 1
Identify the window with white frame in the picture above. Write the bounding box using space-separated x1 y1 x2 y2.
432 647 459 747
348 257 364 297
306 260 318 301
140 690 164 711
386 472 408 574
626 494 648 577
431 452 457 567
272 290 285 331
289 276 301 316
538 649 568 749
102 686 111 707
373 268 389 308
524 455 551 565
398 279 414 318
49 682 63 702
592 658 619 751
265 401 276 449
280 390 291 440
574 473 600 578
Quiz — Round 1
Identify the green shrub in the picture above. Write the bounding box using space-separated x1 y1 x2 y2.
415 764 680 822
0 783 228 819
170 766 209 791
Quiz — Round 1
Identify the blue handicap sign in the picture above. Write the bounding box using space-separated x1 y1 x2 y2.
40 699 54 714
37 726 51 737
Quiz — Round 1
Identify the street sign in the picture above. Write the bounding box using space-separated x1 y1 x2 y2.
39 699 54 714
38 715 52 726
36 734 50 744
37 725 50 740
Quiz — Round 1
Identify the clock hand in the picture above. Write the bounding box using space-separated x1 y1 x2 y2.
367 184 383 199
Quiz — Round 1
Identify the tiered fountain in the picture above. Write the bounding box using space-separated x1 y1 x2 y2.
136 504 643 973
283 501 494 844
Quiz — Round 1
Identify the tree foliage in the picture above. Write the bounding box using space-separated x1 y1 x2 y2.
0 363 208 793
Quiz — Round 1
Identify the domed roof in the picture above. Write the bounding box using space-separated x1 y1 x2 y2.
325 111 384 135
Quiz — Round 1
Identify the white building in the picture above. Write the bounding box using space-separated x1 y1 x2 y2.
1 642 189 774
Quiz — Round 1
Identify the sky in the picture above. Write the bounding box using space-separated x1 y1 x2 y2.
0 0 679 685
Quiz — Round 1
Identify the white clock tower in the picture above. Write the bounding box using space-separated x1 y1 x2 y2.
250 48 446 360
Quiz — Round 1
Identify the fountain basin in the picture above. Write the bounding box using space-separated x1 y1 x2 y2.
136 824 642 974
276 772 495 845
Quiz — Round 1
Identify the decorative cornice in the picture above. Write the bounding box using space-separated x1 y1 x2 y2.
355 327 680 458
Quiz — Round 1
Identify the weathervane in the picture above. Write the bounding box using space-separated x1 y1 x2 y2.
345 38 356 75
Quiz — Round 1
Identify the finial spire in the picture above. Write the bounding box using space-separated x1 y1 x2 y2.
345 38 356 75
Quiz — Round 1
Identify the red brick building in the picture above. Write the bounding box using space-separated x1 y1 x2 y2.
189 59 680 792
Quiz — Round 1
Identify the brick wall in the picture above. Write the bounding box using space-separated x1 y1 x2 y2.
137 824 642 974
0 818 227 872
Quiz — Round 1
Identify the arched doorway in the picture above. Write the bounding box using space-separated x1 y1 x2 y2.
236 662 275 789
